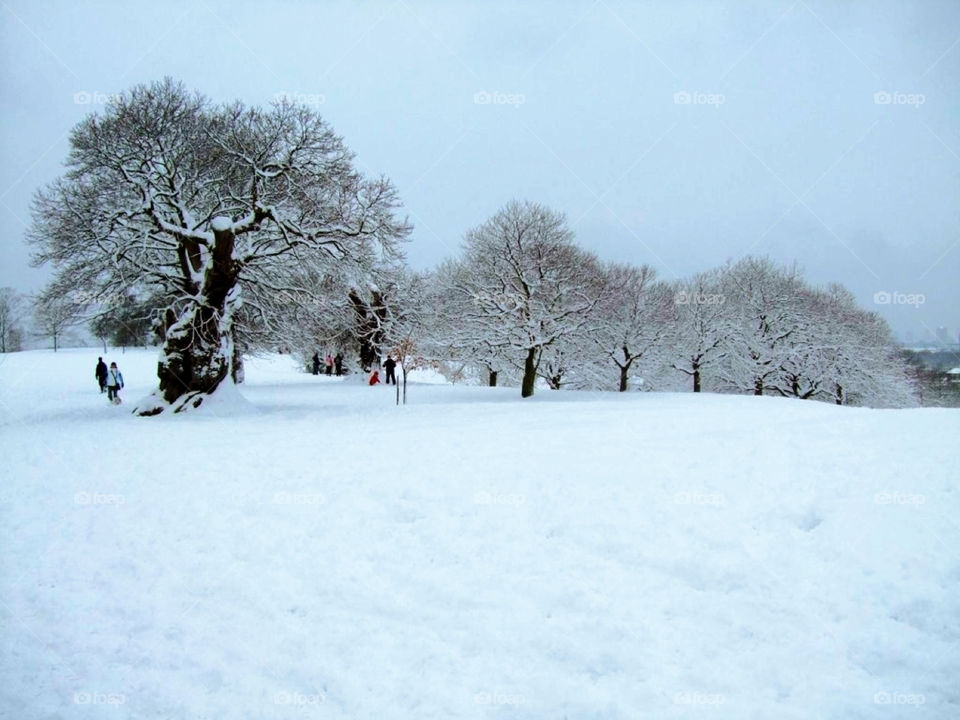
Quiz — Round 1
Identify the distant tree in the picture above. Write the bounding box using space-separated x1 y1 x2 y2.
668 269 732 392
449 200 604 397
433 259 515 387
0 288 24 353
366 267 430 405
595 264 673 391
722 257 806 396
349 285 388 372
89 290 160 352
33 293 81 351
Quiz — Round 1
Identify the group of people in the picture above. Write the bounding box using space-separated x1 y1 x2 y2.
311 349 398 386
368 356 397 386
312 351 344 376
94 351 398 401
95 357 124 403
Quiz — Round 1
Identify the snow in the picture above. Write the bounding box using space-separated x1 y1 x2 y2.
210 216 233 232
1 348 958 719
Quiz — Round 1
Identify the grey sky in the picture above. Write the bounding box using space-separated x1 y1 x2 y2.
1 0 957 342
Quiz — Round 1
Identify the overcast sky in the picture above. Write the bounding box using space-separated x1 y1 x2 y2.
1 0 957 342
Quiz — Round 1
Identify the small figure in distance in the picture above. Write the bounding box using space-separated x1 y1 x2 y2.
325 353 334 376
106 362 124 404
334 352 343 376
95 356 108 393
383 355 397 385
369 369 381 386
312 351 320 376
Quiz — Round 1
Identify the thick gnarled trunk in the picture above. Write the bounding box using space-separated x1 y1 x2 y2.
138 225 240 415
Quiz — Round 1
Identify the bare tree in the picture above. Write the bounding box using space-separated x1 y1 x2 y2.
432 259 515 387
33 293 81 352
721 257 806 396
360 267 429 405
0 288 24 353
29 79 409 415
449 200 604 397
668 270 732 392
595 264 673 391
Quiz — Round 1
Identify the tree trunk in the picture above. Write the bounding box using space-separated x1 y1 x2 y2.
835 384 843 405
619 365 629 392
754 378 764 396
231 339 245 384
144 224 240 415
521 347 538 398
488 369 498 387
693 365 701 393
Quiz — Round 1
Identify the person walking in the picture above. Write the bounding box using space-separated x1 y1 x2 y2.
95 357 108 393
312 351 320 376
106 362 124 404
334 352 343 376
383 355 397 385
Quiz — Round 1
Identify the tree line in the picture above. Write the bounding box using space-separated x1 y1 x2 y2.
24 80 917 412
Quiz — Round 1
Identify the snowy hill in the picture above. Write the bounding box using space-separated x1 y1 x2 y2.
1 348 958 719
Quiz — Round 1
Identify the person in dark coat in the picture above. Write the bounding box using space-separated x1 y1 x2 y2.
95 357 108 393
383 356 397 385
312 352 320 375
334 352 343 376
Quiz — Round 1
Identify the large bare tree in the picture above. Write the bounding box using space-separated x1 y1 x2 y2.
29 79 409 414
448 200 604 398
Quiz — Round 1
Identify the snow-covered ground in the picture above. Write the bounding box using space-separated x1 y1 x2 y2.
1 348 958 719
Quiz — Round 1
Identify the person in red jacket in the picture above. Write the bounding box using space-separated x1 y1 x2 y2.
369 369 381 386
